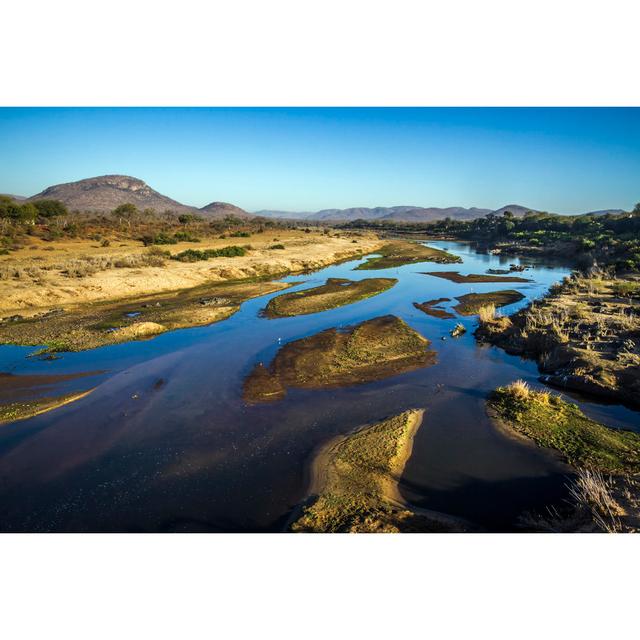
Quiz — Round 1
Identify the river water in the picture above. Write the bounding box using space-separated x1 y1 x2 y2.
0 241 637 532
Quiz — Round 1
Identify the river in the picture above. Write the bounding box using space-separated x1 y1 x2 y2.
0 241 637 531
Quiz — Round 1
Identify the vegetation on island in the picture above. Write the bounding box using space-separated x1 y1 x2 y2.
291 410 463 532
453 290 525 316
488 381 640 532
243 315 436 403
264 277 396 318
476 270 640 407
355 240 460 270
489 381 640 474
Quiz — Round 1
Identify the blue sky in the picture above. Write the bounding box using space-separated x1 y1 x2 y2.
0 107 638 213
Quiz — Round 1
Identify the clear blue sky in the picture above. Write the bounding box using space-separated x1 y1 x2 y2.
1 107 638 213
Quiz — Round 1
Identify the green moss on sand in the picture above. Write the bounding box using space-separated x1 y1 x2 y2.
265 277 396 317
488 382 640 474
243 315 435 403
355 241 461 270
291 410 425 532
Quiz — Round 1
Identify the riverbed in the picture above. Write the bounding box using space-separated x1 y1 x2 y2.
0 241 637 532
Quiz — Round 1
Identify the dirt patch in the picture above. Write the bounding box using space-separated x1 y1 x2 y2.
421 271 532 284
265 277 397 318
243 315 436 403
413 298 455 319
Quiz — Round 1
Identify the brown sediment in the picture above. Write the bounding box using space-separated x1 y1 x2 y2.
421 271 532 284
290 410 473 532
0 388 95 425
413 298 455 319
355 240 461 270
0 371 102 402
243 315 436 403
264 277 397 318
453 290 525 316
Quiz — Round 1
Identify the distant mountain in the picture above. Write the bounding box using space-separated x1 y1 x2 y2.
253 204 533 222
581 209 626 217
27 175 199 215
489 204 539 217
199 201 251 219
382 206 493 222
1 194 26 201
308 205 500 222
254 210 313 220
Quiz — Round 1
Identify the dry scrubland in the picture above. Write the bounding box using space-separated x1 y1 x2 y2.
477 271 640 407
0 229 383 351
489 381 640 532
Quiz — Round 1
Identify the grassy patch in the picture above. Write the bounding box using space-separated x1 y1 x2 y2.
488 381 640 474
355 241 461 270
291 410 424 532
243 315 435 403
453 289 525 316
265 277 396 317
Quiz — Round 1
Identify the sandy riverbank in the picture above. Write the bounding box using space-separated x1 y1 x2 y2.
0 229 383 316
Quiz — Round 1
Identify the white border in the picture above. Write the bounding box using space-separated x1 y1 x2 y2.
1 1 639 106
1 2 639 638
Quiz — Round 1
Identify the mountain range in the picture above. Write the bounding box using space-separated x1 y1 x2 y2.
256 204 534 221
4 175 627 223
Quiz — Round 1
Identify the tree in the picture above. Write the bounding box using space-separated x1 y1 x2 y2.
503 210 514 219
112 203 138 228
32 199 68 218
632 202 640 216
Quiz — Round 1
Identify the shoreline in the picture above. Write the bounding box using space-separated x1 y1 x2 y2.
290 409 476 532
0 232 385 352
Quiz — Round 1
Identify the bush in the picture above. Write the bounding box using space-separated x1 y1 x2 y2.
32 199 68 218
269 244 285 250
172 245 247 262
173 231 200 242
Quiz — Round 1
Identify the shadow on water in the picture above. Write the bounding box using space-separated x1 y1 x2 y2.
0 240 636 532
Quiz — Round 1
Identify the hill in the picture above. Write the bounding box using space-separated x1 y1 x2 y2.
27 175 199 215
199 201 251 219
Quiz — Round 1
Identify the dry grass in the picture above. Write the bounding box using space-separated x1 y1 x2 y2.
568 468 624 533
506 379 531 399
478 304 496 323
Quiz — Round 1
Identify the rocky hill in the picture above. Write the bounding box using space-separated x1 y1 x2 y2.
27 175 199 215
